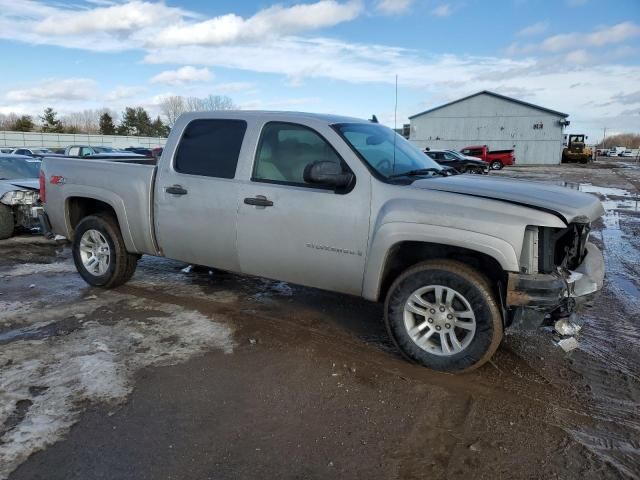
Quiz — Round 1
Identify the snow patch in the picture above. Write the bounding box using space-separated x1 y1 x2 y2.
0 291 234 479
1 262 76 278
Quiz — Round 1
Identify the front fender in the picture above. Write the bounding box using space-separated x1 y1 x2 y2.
361 222 519 301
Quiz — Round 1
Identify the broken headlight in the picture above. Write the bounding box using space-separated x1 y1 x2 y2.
0 190 39 206
538 223 590 273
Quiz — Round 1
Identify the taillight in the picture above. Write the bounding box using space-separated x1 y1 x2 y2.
39 169 46 203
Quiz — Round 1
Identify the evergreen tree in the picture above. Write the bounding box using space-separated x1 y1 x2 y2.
12 115 34 132
99 112 116 135
118 107 137 135
134 107 153 136
40 107 64 133
151 116 168 137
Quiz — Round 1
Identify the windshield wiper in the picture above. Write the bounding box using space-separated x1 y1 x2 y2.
388 168 448 179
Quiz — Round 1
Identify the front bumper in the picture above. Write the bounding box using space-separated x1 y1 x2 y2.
506 242 604 328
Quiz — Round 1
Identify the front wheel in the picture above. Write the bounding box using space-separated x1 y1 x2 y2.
72 214 138 288
490 160 503 170
384 260 503 372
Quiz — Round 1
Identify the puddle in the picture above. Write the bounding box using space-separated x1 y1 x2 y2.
558 181 640 476
0 317 84 345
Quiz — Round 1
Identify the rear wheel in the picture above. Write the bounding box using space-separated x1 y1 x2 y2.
384 260 503 372
0 204 14 240
72 214 138 288
490 160 503 170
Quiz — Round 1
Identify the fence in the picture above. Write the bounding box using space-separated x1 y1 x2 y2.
0 131 167 149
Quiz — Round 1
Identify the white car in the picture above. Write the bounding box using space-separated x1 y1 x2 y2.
619 150 635 157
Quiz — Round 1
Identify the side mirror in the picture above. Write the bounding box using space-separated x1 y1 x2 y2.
304 161 354 189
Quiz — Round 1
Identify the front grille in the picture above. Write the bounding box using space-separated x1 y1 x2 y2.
538 223 590 273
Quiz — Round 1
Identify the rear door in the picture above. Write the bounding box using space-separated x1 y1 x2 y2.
154 118 248 271
236 121 370 295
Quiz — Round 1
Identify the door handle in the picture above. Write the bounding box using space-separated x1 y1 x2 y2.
244 195 273 207
165 185 188 195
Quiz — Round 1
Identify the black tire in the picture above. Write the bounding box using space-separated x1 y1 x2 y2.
384 260 503 373
0 204 14 240
490 160 503 170
72 214 138 288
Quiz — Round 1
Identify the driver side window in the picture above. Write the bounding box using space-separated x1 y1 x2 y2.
253 122 343 185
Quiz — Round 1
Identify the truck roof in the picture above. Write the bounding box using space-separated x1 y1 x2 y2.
176 110 369 125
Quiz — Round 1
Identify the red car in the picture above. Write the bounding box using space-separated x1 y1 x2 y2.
460 145 515 170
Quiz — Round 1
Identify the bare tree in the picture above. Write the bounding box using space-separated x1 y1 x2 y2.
0 112 19 130
185 95 236 112
159 94 236 127
599 133 640 149
61 109 115 134
159 95 186 128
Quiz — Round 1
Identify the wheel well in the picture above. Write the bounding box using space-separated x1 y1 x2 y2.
67 197 118 237
378 241 507 302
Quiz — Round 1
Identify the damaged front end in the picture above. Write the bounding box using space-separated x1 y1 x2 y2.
506 222 605 330
0 190 43 233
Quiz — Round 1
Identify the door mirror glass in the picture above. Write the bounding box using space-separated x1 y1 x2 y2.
303 161 354 188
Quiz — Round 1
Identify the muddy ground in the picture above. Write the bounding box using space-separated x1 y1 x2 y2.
1 160 639 479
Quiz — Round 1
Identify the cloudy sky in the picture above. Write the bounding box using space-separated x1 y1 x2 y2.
0 0 639 139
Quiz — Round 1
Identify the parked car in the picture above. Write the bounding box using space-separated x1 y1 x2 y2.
11 147 54 157
607 146 625 156
425 149 489 174
124 147 153 157
0 154 41 239
64 145 144 157
40 111 605 373
0 147 16 154
619 150 635 157
460 145 516 170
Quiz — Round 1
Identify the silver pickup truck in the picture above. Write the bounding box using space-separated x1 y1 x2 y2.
39 111 605 372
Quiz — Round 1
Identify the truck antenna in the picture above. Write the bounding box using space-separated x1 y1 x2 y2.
392 74 398 174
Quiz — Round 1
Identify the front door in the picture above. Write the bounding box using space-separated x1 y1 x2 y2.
236 121 370 295
154 118 248 271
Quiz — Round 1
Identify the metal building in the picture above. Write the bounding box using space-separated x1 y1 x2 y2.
409 91 569 165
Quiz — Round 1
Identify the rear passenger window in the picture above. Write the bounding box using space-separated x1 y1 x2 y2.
175 119 247 178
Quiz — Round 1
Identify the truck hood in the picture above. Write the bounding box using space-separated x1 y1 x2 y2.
0 178 39 192
411 175 604 224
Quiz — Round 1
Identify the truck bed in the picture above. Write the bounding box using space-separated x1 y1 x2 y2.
41 156 158 255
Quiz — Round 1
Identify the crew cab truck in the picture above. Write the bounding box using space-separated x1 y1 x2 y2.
39 112 605 373
460 145 515 170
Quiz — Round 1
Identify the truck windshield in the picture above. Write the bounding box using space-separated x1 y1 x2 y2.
333 123 442 179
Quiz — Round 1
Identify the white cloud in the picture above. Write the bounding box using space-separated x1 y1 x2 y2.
33 1 193 36
517 21 548 37
565 49 591 65
105 86 145 101
509 21 640 55
150 66 213 86
149 0 363 48
376 0 413 15
6 78 97 103
431 4 452 17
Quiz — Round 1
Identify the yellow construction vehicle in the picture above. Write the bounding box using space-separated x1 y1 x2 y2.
562 134 592 164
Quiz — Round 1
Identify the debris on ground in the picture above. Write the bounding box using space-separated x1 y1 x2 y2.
554 318 582 336
469 441 483 452
557 337 579 352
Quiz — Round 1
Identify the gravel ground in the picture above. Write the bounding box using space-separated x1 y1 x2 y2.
1 159 639 479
